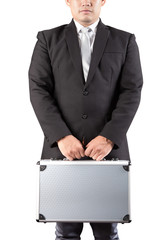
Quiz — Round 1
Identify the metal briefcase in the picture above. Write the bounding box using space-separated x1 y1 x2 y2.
36 159 131 223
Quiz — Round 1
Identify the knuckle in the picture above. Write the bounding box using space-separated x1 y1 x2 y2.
69 149 74 155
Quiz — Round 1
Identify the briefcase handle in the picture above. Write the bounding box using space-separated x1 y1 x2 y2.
62 157 119 161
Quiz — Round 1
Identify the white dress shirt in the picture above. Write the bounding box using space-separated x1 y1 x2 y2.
73 18 100 54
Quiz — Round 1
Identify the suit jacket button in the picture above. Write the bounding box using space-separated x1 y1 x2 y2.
82 114 88 119
83 90 89 96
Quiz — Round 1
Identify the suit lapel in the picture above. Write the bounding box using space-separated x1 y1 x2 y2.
65 20 84 86
85 19 110 89
65 18 110 89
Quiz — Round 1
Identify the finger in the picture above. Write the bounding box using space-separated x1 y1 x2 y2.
84 146 92 156
92 153 99 160
80 149 85 157
89 149 97 158
96 155 104 161
75 152 82 159
74 145 84 159
66 155 74 161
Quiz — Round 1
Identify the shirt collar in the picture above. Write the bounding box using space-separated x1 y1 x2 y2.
73 17 100 34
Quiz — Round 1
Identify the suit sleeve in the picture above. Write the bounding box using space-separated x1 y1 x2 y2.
99 34 143 149
28 31 72 147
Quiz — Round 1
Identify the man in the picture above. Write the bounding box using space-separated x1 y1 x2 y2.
29 0 143 239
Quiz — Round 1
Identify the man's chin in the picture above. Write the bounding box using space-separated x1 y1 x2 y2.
79 17 93 24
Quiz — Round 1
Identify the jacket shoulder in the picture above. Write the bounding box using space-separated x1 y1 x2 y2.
39 24 67 35
103 24 136 51
36 24 68 44
105 25 133 38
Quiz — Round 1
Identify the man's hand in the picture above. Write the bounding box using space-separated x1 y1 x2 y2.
57 135 85 161
84 135 114 161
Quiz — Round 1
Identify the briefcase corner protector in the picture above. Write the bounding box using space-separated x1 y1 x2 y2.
123 214 131 223
36 214 46 223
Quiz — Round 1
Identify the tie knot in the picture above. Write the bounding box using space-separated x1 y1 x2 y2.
80 27 91 34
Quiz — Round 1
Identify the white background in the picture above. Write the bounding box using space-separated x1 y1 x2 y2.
0 0 165 239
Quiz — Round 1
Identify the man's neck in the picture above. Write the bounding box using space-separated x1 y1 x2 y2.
73 18 100 27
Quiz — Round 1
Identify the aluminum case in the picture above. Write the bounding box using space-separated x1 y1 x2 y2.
36 159 131 223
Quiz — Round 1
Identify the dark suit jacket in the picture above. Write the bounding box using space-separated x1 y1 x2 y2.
28 18 143 161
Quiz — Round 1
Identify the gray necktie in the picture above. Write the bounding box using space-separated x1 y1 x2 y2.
80 27 91 82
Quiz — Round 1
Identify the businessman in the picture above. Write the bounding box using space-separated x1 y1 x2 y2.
29 0 143 239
